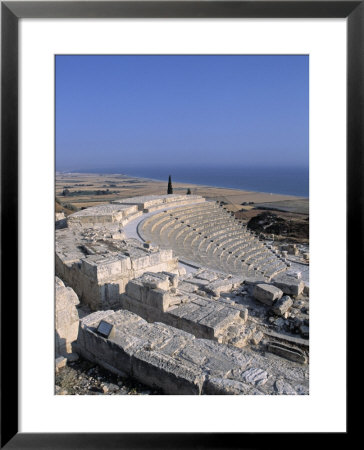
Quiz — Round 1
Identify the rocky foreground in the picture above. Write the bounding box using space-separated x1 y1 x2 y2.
55 356 161 395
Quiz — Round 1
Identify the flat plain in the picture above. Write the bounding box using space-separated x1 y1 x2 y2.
56 172 308 214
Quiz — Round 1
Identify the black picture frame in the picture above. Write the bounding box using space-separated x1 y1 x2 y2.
1 1 356 448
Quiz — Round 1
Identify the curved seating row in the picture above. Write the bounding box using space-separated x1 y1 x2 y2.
140 201 288 278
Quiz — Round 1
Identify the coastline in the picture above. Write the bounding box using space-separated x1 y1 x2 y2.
56 172 309 215
57 170 308 198
121 172 309 199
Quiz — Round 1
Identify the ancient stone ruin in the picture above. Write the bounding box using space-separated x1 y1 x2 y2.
55 195 309 394
55 276 80 371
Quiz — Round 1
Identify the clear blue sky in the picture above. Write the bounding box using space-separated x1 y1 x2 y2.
56 55 308 171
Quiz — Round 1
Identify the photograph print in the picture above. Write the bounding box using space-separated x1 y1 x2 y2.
55 55 309 396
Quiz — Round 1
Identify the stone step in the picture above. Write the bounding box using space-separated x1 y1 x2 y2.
171 208 223 223
143 198 206 213
139 204 287 279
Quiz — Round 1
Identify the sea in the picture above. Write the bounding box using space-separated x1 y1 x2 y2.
77 166 309 198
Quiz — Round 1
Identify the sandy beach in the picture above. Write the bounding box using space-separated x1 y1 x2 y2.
56 172 308 215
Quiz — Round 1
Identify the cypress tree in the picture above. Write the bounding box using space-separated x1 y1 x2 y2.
167 175 173 194
186 188 191 195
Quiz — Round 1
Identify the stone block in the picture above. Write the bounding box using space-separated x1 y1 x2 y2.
273 276 304 296
81 256 122 282
198 308 240 338
131 255 151 271
55 356 67 372
146 288 171 311
178 281 198 293
149 253 162 266
99 282 122 306
204 279 235 296
56 212 65 221
251 331 264 345
139 272 170 290
125 280 146 302
55 280 80 355
161 271 179 288
119 255 131 272
272 295 293 316
194 270 219 282
288 245 299 256
131 348 205 395
55 285 80 309
253 283 283 306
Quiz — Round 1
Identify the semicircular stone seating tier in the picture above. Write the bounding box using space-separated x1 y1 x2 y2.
140 201 288 279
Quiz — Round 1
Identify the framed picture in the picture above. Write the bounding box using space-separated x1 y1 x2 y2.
1 1 356 447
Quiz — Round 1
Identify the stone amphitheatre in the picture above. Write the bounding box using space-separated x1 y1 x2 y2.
55 194 309 395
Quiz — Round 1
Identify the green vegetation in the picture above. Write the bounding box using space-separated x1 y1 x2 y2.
62 189 118 197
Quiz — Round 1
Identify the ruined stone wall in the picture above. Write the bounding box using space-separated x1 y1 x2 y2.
55 277 80 356
76 309 308 395
112 194 205 212
67 204 139 228
120 272 251 344
56 248 178 311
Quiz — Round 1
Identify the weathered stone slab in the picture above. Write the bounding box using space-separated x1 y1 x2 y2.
168 302 202 319
253 283 283 305
125 279 146 301
273 275 304 296
139 272 170 289
67 204 138 227
81 255 123 282
76 309 308 395
194 270 219 282
132 348 205 395
178 281 199 293
146 288 171 312
204 277 242 296
131 255 151 271
198 307 240 338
